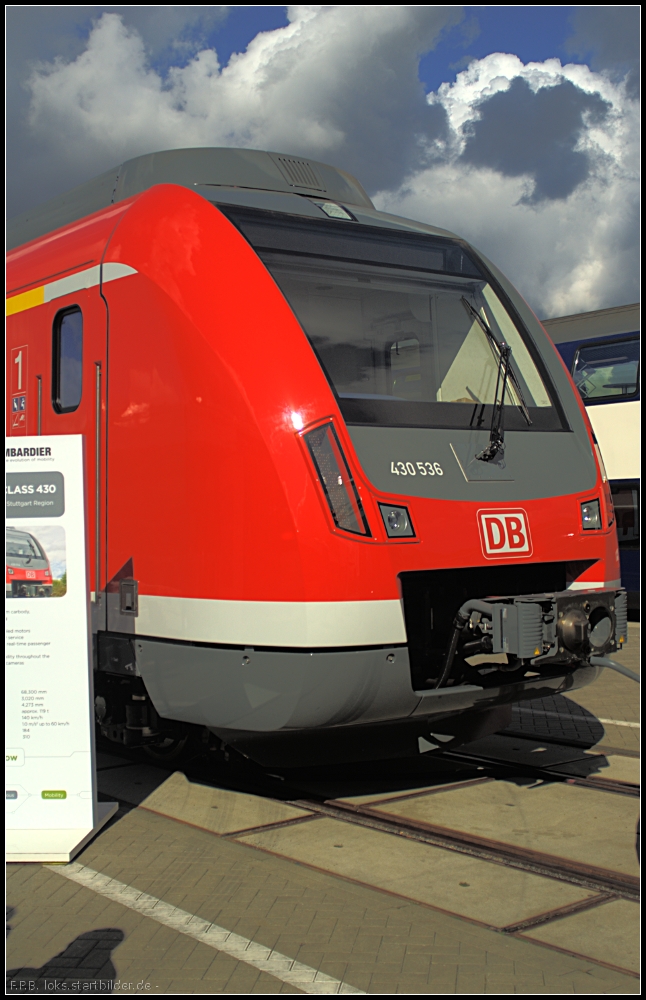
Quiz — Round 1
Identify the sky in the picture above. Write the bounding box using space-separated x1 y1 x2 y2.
6 5 640 319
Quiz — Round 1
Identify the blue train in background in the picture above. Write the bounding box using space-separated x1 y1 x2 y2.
543 303 640 615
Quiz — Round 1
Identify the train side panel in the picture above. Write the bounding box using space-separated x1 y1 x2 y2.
7 205 135 605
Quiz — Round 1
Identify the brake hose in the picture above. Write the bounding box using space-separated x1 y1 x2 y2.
589 656 640 683
435 599 496 689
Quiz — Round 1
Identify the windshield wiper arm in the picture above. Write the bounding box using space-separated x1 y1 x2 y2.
476 341 511 462
460 297 532 426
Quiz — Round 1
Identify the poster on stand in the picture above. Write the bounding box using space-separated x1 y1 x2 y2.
6 435 116 862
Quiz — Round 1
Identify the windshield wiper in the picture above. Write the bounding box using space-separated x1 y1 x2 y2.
460 297 532 427
476 341 511 462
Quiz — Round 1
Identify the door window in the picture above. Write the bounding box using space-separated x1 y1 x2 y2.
52 307 83 413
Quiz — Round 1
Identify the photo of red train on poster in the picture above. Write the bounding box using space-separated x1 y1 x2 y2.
6 525 67 599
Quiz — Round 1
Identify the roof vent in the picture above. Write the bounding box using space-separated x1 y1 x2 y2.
274 156 325 191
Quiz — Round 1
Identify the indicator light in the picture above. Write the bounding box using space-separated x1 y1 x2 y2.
379 504 415 538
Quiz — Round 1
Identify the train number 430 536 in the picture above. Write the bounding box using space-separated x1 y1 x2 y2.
391 461 443 476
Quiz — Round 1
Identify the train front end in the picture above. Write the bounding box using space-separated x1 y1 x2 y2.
183 200 627 765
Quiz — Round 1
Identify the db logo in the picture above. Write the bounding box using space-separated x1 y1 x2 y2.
478 509 532 559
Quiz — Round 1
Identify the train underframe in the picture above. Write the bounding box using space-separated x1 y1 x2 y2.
93 582 627 767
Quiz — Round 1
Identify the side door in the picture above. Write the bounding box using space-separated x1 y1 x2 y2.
6 278 109 629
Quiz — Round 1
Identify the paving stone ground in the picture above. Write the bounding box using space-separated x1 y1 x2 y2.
566 622 640 753
7 804 639 994
6 625 640 994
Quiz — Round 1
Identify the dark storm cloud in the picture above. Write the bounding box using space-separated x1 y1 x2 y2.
566 6 640 96
459 77 612 203
325 100 450 198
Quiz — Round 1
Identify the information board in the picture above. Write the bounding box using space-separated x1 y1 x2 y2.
6 435 116 862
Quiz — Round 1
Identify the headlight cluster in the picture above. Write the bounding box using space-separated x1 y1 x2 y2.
305 423 370 535
304 422 416 540
581 499 601 530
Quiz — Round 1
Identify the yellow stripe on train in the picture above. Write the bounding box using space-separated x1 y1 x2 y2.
6 286 45 317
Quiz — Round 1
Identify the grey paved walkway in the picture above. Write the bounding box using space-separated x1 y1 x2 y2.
566 622 640 753
6 626 640 994
7 801 639 993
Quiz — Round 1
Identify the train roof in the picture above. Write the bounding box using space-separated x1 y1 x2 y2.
7 147 379 251
541 302 640 344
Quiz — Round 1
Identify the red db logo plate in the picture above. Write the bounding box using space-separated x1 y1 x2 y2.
478 509 532 559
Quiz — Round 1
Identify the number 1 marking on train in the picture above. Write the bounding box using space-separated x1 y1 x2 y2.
14 350 23 390
11 345 28 394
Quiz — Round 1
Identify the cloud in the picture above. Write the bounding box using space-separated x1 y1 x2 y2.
9 9 639 317
7 6 229 71
7 6 229 217
110 6 230 64
377 53 639 317
376 162 638 319
16 6 460 213
565 6 640 96
460 76 611 202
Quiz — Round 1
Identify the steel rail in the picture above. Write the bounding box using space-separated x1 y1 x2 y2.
288 797 639 901
436 746 640 797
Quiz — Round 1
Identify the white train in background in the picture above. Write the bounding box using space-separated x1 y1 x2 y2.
543 303 640 613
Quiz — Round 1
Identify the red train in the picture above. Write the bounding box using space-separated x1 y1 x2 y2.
6 527 53 598
6 148 629 765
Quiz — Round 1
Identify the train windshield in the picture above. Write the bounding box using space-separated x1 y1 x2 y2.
266 255 558 430
6 530 47 567
220 207 560 430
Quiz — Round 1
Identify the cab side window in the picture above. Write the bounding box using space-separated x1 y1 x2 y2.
52 307 83 412
572 336 640 402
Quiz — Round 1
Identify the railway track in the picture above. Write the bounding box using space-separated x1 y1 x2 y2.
276 717 641 905
437 742 640 798
97 695 640 912
95 717 640 979
287 788 639 903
